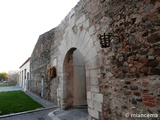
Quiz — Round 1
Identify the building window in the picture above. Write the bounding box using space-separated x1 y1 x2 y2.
22 70 23 80
24 69 26 79
27 72 29 80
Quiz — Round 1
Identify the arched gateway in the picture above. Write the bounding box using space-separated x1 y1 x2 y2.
57 28 102 119
63 48 87 108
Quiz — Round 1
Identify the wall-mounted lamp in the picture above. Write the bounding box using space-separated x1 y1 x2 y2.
98 33 121 48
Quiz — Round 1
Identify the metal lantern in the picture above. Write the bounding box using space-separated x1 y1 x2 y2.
98 33 121 48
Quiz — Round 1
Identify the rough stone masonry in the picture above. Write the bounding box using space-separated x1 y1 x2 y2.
30 0 160 119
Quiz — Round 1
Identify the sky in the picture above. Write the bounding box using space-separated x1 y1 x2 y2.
0 0 80 73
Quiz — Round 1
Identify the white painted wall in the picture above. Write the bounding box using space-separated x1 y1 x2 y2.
19 58 30 88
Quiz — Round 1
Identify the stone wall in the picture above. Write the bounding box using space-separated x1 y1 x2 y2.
30 6 70 105
96 0 160 119
30 0 160 119
30 29 59 103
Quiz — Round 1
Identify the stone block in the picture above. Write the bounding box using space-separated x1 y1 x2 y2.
82 37 94 58
59 44 67 55
148 56 155 60
86 77 91 92
87 91 92 99
92 92 103 103
147 33 160 43
91 78 99 86
85 47 97 62
93 101 102 112
124 90 132 95
83 19 90 29
107 72 113 77
91 85 99 93
151 67 160 75
145 4 153 12
87 100 93 109
130 85 138 90
71 34 78 47
94 41 101 53
85 56 99 69
76 15 86 25
146 60 159 67
77 29 86 49
57 64 63 74
89 69 98 78
64 30 69 41
72 25 78 34
154 49 160 56
57 89 61 98
89 25 96 35
69 13 75 28
88 108 99 119
144 101 155 107
80 15 86 22
80 32 91 51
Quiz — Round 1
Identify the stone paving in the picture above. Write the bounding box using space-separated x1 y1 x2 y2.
51 108 88 120
25 91 56 108
0 85 22 92
0 108 88 120
0 108 56 120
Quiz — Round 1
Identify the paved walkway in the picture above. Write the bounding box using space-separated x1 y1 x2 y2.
0 108 58 120
50 108 88 120
25 91 56 108
0 85 22 92
0 107 88 120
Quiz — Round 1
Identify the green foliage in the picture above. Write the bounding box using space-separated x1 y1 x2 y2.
0 72 8 80
0 91 43 115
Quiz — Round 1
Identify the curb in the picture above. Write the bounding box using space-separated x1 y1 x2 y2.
48 108 62 120
0 106 57 119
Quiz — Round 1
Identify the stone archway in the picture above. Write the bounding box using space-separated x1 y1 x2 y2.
63 48 87 108
57 26 103 119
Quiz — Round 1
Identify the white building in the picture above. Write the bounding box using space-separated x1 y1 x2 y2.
19 57 30 90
